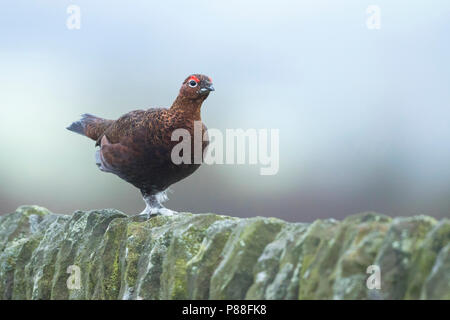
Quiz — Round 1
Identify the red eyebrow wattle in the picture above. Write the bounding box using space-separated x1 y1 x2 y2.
189 75 200 83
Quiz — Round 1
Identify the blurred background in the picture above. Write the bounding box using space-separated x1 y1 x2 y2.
1 0 449 222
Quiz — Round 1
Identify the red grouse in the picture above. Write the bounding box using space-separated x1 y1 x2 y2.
67 74 214 217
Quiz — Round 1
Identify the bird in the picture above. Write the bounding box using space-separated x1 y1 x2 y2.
66 74 214 218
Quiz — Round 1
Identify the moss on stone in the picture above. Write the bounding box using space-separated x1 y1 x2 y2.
405 219 450 299
372 216 437 299
209 217 285 299
0 207 448 300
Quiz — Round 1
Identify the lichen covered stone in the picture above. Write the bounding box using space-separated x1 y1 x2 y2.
0 206 448 299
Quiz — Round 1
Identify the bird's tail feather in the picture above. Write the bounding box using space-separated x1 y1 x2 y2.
66 119 85 136
67 113 113 141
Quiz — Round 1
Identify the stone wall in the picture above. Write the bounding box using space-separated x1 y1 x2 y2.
0 206 448 299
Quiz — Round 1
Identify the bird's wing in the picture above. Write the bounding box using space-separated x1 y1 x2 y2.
99 108 166 144
96 135 140 174
96 108 172 175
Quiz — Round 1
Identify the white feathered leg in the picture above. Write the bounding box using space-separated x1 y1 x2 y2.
138 190 177 218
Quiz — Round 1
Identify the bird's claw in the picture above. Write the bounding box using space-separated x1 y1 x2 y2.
136 207 177 220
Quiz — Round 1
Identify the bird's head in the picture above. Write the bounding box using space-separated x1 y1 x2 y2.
179 74 215 101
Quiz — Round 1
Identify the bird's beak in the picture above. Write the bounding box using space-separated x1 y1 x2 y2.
199 85 215 94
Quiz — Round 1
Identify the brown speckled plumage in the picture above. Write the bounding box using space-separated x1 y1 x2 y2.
67 74 214 215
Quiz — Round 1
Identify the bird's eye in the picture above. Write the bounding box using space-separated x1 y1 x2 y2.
188 80 198 87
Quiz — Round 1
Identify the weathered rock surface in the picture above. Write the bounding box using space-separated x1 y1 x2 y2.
0 206 448 300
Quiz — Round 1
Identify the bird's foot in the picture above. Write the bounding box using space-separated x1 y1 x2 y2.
156 207 176 216
138 205 177 220
136 191 177 220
